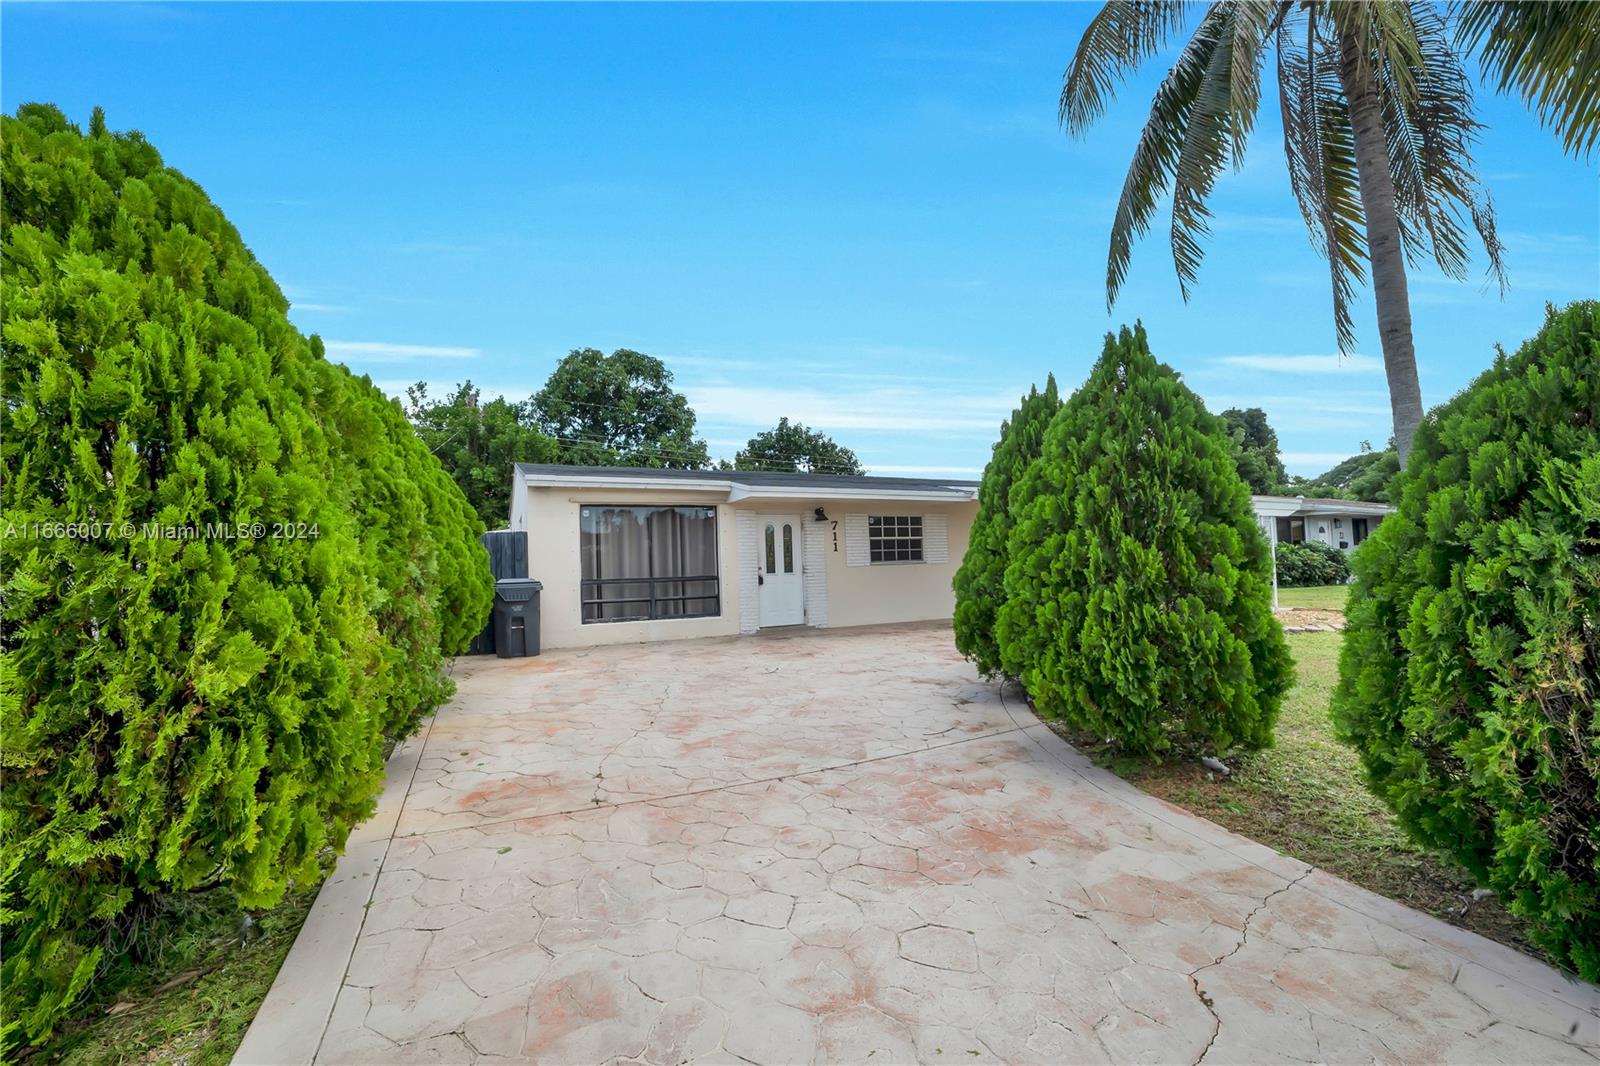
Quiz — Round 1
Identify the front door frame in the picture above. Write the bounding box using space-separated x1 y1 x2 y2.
756 513 805 627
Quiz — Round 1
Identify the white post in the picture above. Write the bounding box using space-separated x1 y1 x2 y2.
1268 518 1280 611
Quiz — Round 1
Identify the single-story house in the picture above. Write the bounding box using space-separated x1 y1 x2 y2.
1250 493 1397 606
504 466 1397 649
509 464 980 649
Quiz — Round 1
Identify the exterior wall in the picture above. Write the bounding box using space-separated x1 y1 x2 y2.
821 500 976 629
523 486 743 650
1302 510 1379 551
1301 512 1339 549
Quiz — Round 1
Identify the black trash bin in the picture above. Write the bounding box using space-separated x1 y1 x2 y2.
493 578 542 658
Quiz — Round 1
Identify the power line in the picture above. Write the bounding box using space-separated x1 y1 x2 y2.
538 433 867 475
408 387 910 474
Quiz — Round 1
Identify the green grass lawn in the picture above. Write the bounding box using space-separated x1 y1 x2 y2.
1048 629 1533 960
1276 584 1350 611
24 885 320 1066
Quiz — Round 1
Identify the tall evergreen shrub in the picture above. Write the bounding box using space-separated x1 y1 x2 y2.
1333 301 1600 979
0 105 492 1045
953 376 1061 677
996 325 1292 756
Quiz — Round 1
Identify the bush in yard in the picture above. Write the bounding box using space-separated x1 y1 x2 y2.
996 324 1293 757
1275 540 1352 587
1332 301 1600 979
953 375 1061 678
0 105 492 1047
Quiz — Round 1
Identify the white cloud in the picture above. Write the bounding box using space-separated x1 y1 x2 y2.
1215 353 1382 374
867 464 984 476
1210 214 1303 235
683 383 1014 434
1282 451 1360 469
324 340 480 361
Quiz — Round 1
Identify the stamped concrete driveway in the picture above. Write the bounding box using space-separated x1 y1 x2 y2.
247 623 1598 1065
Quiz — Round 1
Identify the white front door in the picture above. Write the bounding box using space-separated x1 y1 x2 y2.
757 515 805 627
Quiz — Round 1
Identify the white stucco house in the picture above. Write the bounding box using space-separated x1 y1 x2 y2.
509 464 979 650
506 465 1395 649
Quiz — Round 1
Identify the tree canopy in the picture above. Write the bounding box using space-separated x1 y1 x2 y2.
1294 446 1399 503
953 377 1061 678
734 417 863 475
1333 300 1600 979
407 381 557 527
996 325 1292 756
532 348 710 468
1221 406 1287 495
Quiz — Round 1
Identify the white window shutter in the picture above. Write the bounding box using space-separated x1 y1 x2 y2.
845 514 869 566
923 513 949 563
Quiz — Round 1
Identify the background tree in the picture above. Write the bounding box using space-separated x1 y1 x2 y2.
406 381 557 527
1062 1 1505 466
1332 300 1600 979
734 417 863 474
532 348 709 468
953 377 1061 678
1221 406 1288 494
1293 444 1399 502
997 325 1292 757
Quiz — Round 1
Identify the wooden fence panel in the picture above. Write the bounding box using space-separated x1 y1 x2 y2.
468 530 528 654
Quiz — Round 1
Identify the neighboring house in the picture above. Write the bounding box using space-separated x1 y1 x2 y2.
1251 494 1394 553
509 464 979 649
1251 493 1397 604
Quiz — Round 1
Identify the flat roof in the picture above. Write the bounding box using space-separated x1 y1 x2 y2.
515 463 979 502
1253 493 1395 515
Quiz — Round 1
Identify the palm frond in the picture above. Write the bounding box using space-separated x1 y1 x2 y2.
1457 0 1600 158
1168 2 1277 298
1373 3 1507 289
1278 6 1367 351
1061 1 1193 134
1100 6 1236 309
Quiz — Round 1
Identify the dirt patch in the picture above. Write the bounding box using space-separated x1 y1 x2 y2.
1277 607 1344 631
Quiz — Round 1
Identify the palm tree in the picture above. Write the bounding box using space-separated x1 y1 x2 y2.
1063 1 1504 465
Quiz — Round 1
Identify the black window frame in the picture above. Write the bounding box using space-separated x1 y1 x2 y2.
867 514 924 564
1275 516 1306 544
579 504 721 625
1351 517 1370 545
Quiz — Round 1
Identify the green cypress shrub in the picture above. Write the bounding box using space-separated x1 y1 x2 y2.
1332 301 1600 979
1274 540 1353 587
953 376 1061 678
0 105 492 1046
996 325 1293 756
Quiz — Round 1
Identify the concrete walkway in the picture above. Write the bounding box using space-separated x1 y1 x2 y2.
238 623 1598 1065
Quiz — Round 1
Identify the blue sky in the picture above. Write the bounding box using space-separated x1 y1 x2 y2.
4 2 1596 477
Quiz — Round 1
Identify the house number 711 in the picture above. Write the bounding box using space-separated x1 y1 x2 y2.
831 520 838 551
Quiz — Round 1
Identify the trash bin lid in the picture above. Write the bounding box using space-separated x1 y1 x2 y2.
494 578 543 602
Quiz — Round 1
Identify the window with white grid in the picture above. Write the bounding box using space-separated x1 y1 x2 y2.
867 515 923 563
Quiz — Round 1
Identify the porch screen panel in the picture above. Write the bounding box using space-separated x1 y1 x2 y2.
581 506 719 623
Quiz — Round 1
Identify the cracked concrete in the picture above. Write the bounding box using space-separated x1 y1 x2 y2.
240 622 1600 1065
